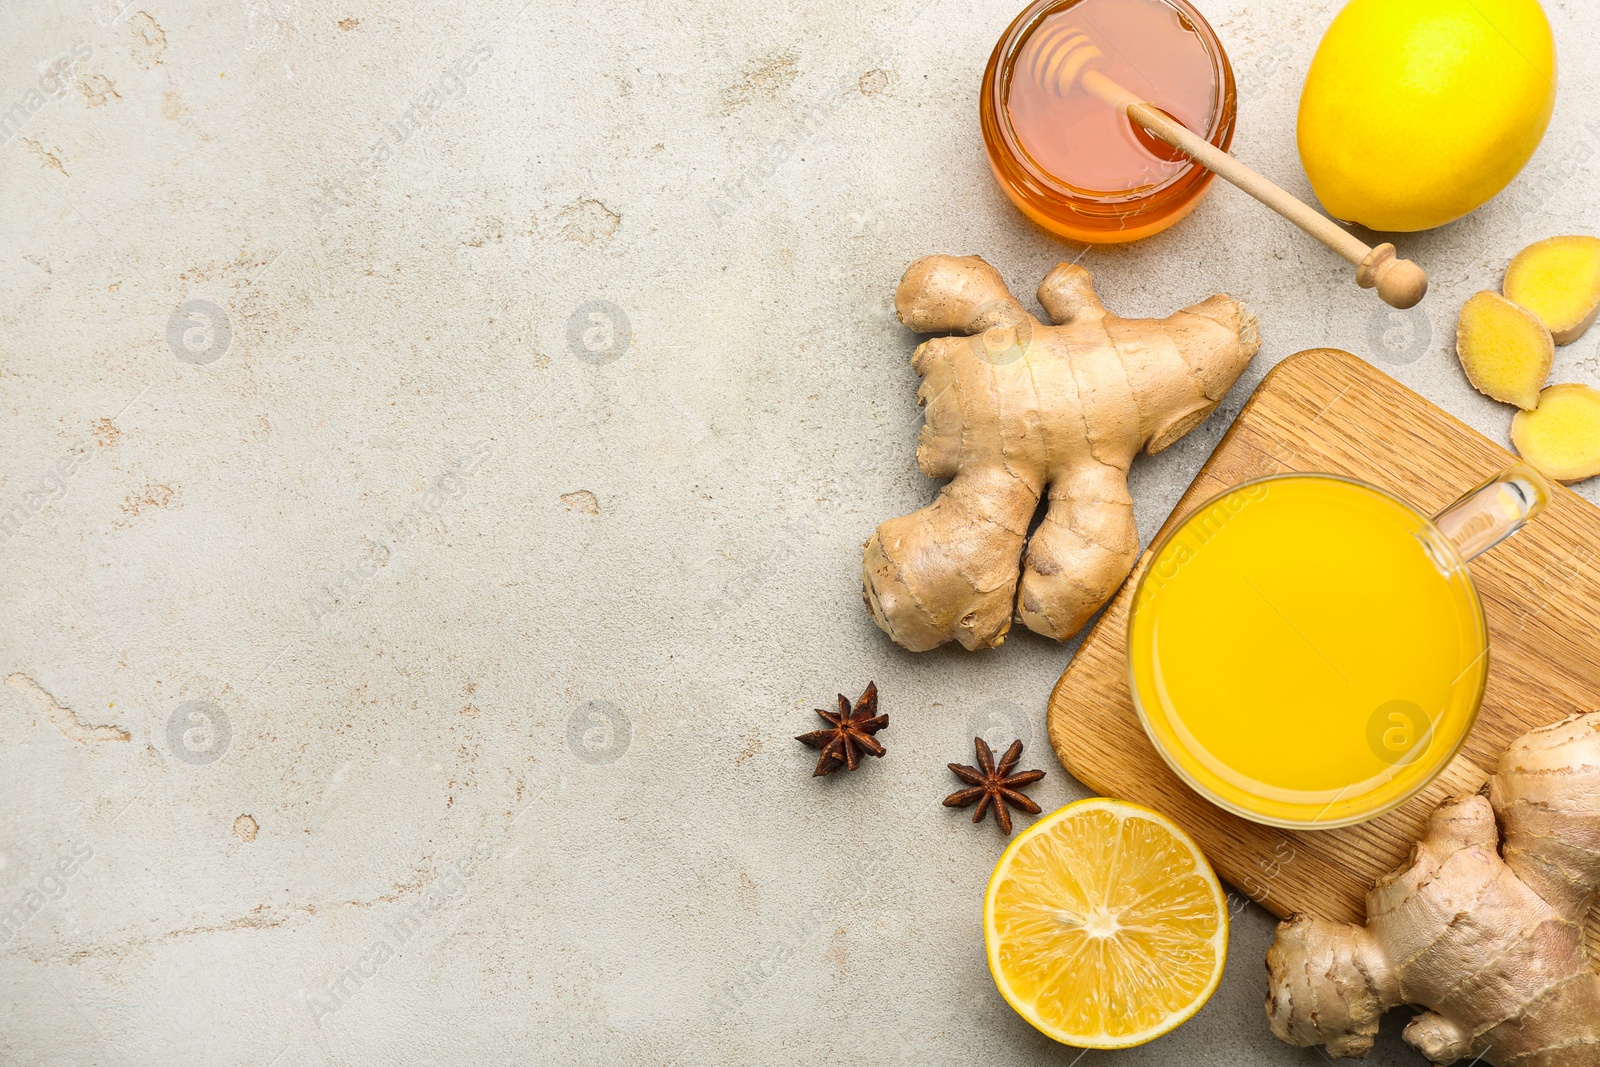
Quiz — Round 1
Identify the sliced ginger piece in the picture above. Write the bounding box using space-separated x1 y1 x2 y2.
1512 383 1600 483
1503 235 1600 344
1455 290 1553 410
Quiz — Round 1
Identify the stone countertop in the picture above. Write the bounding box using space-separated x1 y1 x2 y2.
1 0 1595 1064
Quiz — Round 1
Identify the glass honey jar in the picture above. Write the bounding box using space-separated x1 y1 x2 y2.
981 0 1237 244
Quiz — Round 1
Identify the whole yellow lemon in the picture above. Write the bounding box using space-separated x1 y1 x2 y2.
1298 0 1556 232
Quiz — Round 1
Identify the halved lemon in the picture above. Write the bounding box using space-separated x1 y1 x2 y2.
984 798 1228 1049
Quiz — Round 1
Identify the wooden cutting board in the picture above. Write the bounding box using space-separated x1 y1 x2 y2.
1047 348 1600 937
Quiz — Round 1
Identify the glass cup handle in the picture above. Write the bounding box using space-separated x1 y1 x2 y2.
1432 463 1552 563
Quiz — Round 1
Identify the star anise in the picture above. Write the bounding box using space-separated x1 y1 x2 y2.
796 683 887 776
943 737 1045 835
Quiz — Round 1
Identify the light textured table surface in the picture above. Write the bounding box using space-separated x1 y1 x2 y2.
2 1 1596 1064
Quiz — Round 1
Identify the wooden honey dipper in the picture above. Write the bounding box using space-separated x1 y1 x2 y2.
1027 25 1428 309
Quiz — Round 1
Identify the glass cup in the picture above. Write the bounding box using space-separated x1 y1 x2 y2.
1126 464 1550 830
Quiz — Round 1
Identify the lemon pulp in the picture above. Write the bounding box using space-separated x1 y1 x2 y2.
985 799 1227 1048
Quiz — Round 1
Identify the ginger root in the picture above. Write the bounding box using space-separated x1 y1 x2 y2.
862 255 1258 651
1504 235 1600 345
1513 383 1600 484
1266 712 1600 1065
1456 291 1553 410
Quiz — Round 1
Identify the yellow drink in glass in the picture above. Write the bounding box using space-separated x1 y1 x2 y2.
1127 474 1492 828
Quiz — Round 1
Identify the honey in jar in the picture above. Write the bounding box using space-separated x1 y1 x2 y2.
981 0 1236 243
